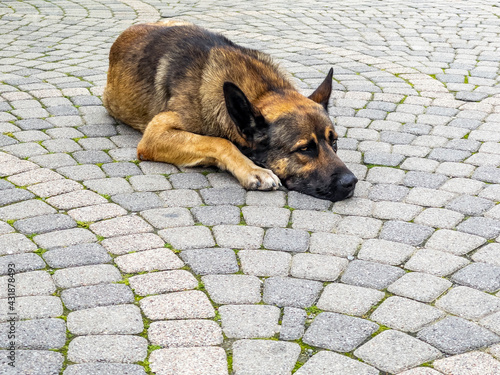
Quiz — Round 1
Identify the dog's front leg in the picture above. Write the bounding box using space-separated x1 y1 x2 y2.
137 111 281 190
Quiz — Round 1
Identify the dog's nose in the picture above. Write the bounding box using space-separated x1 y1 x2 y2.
339 172 358 190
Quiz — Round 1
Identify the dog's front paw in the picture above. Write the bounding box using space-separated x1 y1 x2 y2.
241 167 281 191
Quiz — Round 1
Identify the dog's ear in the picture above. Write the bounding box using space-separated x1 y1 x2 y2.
308 68 333 111
223 82 266 140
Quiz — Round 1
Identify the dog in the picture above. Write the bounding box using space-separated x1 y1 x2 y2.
103 21 357 201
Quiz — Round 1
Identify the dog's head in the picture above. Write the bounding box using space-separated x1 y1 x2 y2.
223 68 357 202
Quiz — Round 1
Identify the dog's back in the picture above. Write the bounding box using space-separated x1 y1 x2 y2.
103 21 293 141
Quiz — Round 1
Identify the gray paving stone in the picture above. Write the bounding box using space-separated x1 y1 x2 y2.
263 276 323 308
0 253 45 275
379 220 434 246
364 150 404 166
138 161 179 175
309 232 362 257
425 229 486 255
0 188 34 206
232 340 300 375
140 290 215 320
291 210 341 232
111 192 163 211
366 166 406 184
473 166 500 183
472 243 500 267
405 248 470 276
114 248 183 273
280 307 307 341
452 263 500 293
67 203 127 222
180 248 238 275
129 270 198 296
358 239 415 265
47 190 108 210
90 216 153 238
33 228 96 249
53 264 122 289
0 318 66 349
294 351 379 375
159 226 215 250
159 189 203 207
290 253 348 281
43 243 112 269
263 227 309 252
354 330 442 374
418 316 500 355
149 320 223 348
414 207 464 229
371 296 445 332
404 171 448 188
213 225 264 249
341 260 405 290
0 295 63 322
219 305 280 338
129 174 172 191
238 250 291 277
101 162 142 177
246 190 286 207
0 199 56 221
446 194 495 216
388 272 452 303
57 164 105 181
457 217 500 239
149 347 227 375
101 232 164 255
191 205 241 226
303 312 378 352
6 168 61 188
0 350 63 375
287 191 331 211
141 207 194 229
0 233 37 256
368 183 409 202
242 206 290 227
83 177 133 195
67 335 148 363
436 286 500 320
335 216 383 239
0 270 55 298
433 351 500 375
405 187 456 207
202 275 261 304
480 311 500 336
27 179 83 198
169 172 210 189
61 284 134 311
64 364 146 375
317 283 385 316
200 187 245 205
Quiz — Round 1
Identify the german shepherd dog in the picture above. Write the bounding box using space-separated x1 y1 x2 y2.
103 21 357 201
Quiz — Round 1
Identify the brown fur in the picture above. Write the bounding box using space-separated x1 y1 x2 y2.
103 21 357 200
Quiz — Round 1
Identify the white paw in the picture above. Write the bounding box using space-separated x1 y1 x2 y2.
242 167 281 191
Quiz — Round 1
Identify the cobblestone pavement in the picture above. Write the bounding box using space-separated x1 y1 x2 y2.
1 0 500 374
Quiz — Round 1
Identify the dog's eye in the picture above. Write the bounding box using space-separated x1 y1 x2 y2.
297 142 317 155
332 139 338 153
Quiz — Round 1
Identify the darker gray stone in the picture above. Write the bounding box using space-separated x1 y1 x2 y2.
364 151 404 167
445 139 481 152
43 243 112 269
102 162 142 177
448 118 481 130
457 217 500 239
0 180 14 190
280 307 307 341
340 260 405 290
428 148 471 162
180 248 239 275
15 119 53 130
0 350 63 375
14 214 77 235
380 220 434 246
263 228 309 252
0 188 34 206
72 150 112 164
0 318 66 349
200 187 246 205
452 263 500 293
263 276 323 308
61 284 134 311
169 173 210 189
303 312 379 352
380 131 416 145
78 124 117 137
287 191 331 211
191 205 241 226
417 316 500 355
0 253 45 275
111 192 163 212
473 166 500 184
404 171 448 189
446 195 494 216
